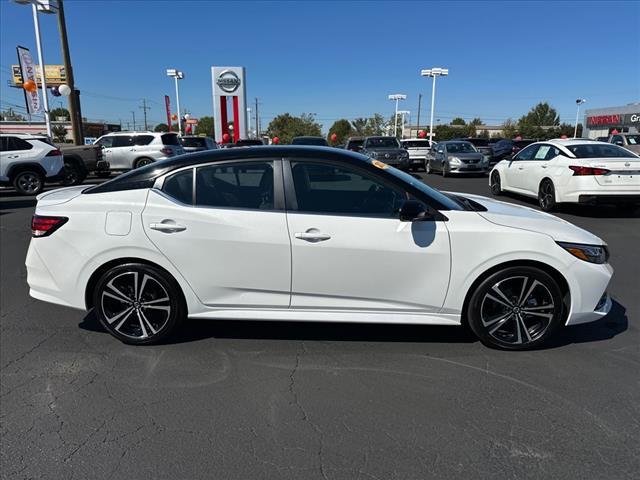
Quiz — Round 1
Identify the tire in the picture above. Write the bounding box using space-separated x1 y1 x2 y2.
490 171 502 196
425 160 432 174
134 157 154 169
92 263 185 345
61 162 86 186
442 163 448 177
538 179 557 212
13 170 44 195
466 266 564 350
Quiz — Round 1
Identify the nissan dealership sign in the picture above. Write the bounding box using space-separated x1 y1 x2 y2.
216 70 241 93
587 112 640 127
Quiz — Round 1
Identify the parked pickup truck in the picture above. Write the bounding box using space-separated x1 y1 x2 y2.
29 136 110 185
609 133 640 155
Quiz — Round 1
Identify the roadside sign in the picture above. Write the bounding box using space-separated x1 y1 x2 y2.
12 64 67 87
16 46 41 114
84 137 97 145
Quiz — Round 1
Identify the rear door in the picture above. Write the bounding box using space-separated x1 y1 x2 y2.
283 158 451 312
142 159 291 308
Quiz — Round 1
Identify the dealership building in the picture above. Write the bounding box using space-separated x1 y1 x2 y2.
583 103 640 139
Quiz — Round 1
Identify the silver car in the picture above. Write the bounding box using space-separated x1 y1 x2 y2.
94 131 184 170
426 140 488 176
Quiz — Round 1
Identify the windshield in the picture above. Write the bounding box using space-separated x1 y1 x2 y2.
366 137 400 148
161 134 180 146
236 139 264 146
402 140 430 148
369 159 464 211
567 144 638 158
624 135 640 145
347 139 364 146
181 137 206 147
446 142 477 153
292 137 328 146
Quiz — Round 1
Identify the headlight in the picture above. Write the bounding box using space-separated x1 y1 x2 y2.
449 156 461 165
557 242 609 264
369 151 378 158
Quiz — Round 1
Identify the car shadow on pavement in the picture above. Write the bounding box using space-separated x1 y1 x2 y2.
0 198 37 210
78 299 628 348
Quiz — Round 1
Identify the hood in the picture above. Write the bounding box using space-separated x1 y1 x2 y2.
450 152 484 160
36 185 86 207
452 192 604 245
368 147 405 153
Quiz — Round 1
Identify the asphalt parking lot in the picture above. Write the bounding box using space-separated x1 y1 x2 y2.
1 174 639 480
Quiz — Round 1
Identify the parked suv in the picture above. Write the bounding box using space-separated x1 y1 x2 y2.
94 131 184 170
361 136 410 169
609 133 640 155
401 138 432 171
0 133 65 195
345 137 364 152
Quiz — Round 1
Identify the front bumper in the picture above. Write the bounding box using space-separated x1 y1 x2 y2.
564 260 613 326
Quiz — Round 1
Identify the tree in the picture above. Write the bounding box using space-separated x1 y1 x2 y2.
52 124 67 142
195 116 214 136
1 108 26 121
50 107 69 120
519 102 560 127
478 129 490 139
363 114 387 136
501 118 518 139
266 113 322 144
328 119 353 144
450 117 466 125
351 118 368 135
154 123 180 133
470 118 482 126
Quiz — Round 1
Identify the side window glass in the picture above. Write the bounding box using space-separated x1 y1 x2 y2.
0 137 8 152
534 145 555 160
514 145 539 161
112 136 134 148
134 135 154 146
96 137 114 148
195 161 274 210
291 161 405 217
9 137 33 151
162 169 193 205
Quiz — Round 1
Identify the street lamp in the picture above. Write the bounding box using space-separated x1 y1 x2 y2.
166 68 184 135
398 110 410 139
388 94 406 138
15 0 58 138
421 67 449 144
574 98 586 138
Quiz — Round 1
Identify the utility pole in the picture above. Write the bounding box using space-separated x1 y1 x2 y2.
139 98 150 130
255 97 260 138
130 111 136 131
56 0 83 145
416 93 422 137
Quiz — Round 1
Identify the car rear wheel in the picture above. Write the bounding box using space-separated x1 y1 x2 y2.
538 179 557 212
93 263 185 345
425 160 432 174
13 170 44 195
442 163 448 177
490 171 502 195
61 162 86 186
467 266 564 350
134 157 154 169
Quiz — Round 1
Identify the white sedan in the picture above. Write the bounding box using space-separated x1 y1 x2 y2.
489 139 640 211
26 146 613 350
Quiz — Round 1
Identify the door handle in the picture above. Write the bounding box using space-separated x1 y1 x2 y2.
541 165 547 168
518 166 524 170
149 222 186 233
294 232 331 242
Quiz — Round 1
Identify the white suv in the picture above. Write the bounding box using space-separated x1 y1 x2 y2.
94 131 185 171
0 133 65 195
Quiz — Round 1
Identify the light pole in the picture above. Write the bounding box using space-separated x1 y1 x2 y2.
166 69 184 135
421 67 449 144
398 110 410 139
15 0 58 138
388 94 406 138
246 107 252 137
574 98 586 138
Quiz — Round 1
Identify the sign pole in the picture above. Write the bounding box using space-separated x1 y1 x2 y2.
31 3 52 138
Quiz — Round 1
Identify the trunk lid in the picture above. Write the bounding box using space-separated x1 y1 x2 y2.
36 186 86 207
583 158 640 186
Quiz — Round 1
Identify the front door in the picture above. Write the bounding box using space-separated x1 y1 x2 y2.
284 159 451 312
505 144 540 192
142 160 291 308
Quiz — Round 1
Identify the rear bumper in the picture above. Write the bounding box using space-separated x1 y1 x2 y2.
578 194 640 205
45 165 67 183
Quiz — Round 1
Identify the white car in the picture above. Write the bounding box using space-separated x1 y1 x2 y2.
26 146 613 350
0 133 65 195
489 139 640 211
401 138 433 171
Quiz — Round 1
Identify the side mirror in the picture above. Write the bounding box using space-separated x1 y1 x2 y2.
399 200 432 222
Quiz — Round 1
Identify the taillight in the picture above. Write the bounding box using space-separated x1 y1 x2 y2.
46 149 62 157
569 166 610 176
31 215 68 237
160 147 173 156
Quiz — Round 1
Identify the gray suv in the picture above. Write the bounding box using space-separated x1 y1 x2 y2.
94 131 184 170
360 136 410 169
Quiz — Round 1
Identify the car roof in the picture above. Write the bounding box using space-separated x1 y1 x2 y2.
293 136 325 139
402 138 430 142
543 138 606 147
0 133 48 138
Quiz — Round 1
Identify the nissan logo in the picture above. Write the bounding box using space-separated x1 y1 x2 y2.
216 70 241 93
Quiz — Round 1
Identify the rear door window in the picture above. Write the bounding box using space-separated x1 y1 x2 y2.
8 137 33 151
162 168 193 205
112 136 134 148
134 135 154 146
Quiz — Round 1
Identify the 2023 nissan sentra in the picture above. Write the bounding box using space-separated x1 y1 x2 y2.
26 146 613 350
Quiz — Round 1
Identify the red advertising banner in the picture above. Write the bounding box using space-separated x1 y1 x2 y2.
164 95 172 132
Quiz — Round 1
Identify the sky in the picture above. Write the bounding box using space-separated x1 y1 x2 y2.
1 0 639 132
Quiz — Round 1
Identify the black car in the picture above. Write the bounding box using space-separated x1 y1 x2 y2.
345 137 365 152
360 136 410 170
181 136 218 153
491 139 537 161
291 136 328 146
223 139 265 148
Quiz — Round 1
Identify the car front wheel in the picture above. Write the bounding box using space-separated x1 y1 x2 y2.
490 171 502 195
466 266 564 350
93 263 185 345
